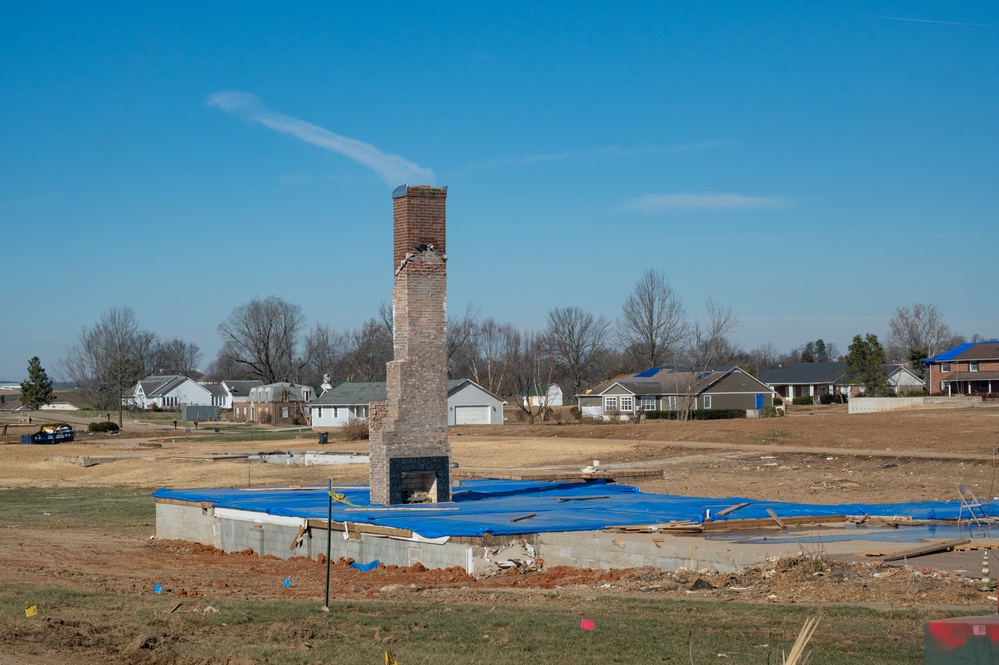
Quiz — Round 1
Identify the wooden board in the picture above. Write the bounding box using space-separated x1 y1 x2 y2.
880 539 971 562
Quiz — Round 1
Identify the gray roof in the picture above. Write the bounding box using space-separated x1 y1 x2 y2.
757 362 847 386
222 380 264 395
583 367 756 397
138 375 188 397
203 383 228 397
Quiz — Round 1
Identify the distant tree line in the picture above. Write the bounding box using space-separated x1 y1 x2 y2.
55 276 995 419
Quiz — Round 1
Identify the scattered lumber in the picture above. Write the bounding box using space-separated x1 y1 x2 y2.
508 513 537 523
880 539 971 562
554 495 611 502
766 509 787 529
716 502 750 517
603 514 849 534
288 524 309 551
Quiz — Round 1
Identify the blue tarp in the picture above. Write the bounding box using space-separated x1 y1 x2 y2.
925 342 978 364
152 479 996 539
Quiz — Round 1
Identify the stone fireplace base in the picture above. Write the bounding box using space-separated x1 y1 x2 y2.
387 456 451 504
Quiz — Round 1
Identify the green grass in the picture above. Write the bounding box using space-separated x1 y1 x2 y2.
0 583 944 664
0 487 155 536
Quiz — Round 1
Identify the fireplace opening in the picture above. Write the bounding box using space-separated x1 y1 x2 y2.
401 471 439 503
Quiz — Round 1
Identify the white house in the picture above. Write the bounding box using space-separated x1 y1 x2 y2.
522 383 563 408
128 375 213 410
312 378 505 429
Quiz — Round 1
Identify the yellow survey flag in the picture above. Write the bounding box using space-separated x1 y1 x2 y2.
24 604 38 617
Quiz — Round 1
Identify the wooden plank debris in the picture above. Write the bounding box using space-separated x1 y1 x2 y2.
554 495 611 502
306 518 413 539
766 509 786 529
604 514 849 534
508 512 537 523
716 502 750 517
289 524 309 551
880 539 971 562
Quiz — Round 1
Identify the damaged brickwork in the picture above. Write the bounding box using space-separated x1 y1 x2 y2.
368 185 452 506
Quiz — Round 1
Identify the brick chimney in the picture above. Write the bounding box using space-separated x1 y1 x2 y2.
368 185 451 506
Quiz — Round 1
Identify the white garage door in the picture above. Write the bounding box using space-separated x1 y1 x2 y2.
455 405 490 425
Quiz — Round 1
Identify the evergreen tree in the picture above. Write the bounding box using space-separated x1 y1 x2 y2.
20 356 54 410
845 334 888 396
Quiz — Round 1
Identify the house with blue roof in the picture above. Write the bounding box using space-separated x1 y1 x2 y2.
926 342 999 396
577 367 775 419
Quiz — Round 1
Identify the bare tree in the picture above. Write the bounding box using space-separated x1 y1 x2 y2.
679 300 739 419
216 296 307 383
886 303 955 374
506 329 557 424
746 342 780 375
469 318 517 395
544 306 612 398
153 337 201 375
61 306 157 425
303 323 350 386
343 315 393 382
618 269 685 370
447 302 479 379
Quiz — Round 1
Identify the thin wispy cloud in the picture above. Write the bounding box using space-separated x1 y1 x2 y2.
623 192 792 213
882 16 999 28
466 140 737 171
207 91 434 186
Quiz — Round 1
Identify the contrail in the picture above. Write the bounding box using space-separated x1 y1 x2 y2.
882 16 999 28
207 91 434 186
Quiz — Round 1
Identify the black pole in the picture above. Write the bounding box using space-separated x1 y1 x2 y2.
324 477 332 610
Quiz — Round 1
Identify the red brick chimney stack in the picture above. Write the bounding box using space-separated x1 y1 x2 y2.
369 185 452 506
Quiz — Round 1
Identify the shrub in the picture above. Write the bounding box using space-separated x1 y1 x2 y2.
819 394 847 405
88 421 120 433
773 397 783 407
640 409 745 421
762 405 778 418
792 396 814 406
341 417 369 441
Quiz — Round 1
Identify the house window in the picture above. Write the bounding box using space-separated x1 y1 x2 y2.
668 395 677 410
316 407 322 417
620 396 634 412
355 406 368 418
604 396 618 411
640 396 656 411
941 362 951 373
281 407 289 418
333 407 339 418
970 361 979 372
703 395 713 409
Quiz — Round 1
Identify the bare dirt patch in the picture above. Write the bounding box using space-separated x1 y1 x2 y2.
3 405 999 662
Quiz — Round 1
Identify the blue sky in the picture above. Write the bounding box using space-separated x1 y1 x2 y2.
2 2 997 380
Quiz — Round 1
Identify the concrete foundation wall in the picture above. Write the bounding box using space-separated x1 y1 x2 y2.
849 395 982 414
157 501 473 569
156 503 216 546
849 397 925 414
157 503 797 574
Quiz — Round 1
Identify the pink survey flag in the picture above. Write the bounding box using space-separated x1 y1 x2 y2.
580 618 595 631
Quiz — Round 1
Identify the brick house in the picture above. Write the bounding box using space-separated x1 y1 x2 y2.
926 342 999 396
239 382 316 425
